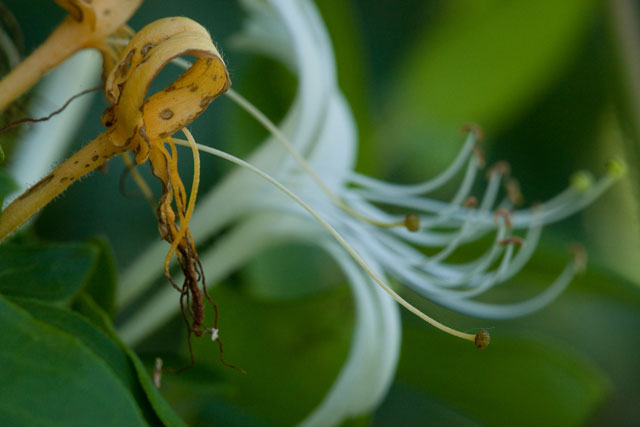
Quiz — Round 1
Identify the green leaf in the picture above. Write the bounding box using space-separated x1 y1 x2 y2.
12 297 174 426
74 294 187 427
0 295 146 426
83 237 118 317
396 325 608 426
0 243 98 302
13 298 138 391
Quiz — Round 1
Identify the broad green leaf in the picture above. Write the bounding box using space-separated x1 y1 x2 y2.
0 295 146 426
13 298 137 390
396 325 608 426
74 294 188 427
12 297 172 426
0 243 98 301
83 237 118 317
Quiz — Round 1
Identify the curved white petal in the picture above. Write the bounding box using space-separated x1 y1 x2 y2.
301 240 400 427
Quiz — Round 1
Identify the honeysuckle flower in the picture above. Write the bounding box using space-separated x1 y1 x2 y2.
115 0 622 425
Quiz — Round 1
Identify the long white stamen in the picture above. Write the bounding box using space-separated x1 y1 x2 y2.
171 138 478 343
434 261 579 319
347 134 476 196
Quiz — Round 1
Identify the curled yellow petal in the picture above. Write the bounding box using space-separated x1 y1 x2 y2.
103 17 230 162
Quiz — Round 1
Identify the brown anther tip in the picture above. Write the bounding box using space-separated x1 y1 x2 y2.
460 123 485 141
463 196 478 208
568 243 587 273
475 329 490 349
505 178 523 206
404 213 421 232
471 145 486 168
487 161 511 178
494 208 512 229
498 236 524 248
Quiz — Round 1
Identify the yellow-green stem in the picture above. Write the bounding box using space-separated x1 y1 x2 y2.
0 131 124 242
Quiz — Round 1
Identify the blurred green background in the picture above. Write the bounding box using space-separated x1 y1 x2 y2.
2 0 640 425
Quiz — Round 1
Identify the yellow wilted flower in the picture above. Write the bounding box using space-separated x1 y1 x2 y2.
0 15 237 367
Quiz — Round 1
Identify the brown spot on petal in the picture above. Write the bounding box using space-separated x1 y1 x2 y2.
159 109 174 120
117 49 136 78
199 96 214 108
141 43 155 56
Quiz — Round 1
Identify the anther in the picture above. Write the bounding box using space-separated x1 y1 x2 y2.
487 161 510 178
460 122 485 141
505 178 523 205
404 213 420 232
570 171 594 193
494 208 512 229
463 196 478 208
498 236 524 248
474 329 490 349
